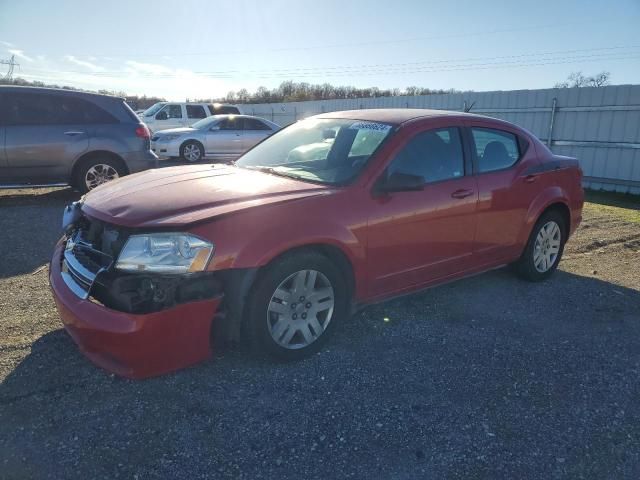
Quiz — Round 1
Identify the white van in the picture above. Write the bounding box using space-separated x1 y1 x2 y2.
140 102 242 132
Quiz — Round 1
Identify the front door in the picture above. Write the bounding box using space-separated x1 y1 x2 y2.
206 116 243 159
367 126 478 298
153 104 186 131
2 91 89 184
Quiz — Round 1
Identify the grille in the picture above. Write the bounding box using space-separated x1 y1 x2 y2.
60 216 122 299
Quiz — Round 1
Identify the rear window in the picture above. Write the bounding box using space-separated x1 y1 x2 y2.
243 118 271 130
208 105 240 115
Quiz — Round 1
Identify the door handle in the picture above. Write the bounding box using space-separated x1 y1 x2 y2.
524 174 538 183
451 189 474 199
64 131 85 136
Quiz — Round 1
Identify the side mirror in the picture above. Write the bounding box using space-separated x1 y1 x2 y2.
156 111 168 120
209 125 220 131
376 171 424 194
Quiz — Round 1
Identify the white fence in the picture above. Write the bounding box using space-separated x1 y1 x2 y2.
242 85 640 195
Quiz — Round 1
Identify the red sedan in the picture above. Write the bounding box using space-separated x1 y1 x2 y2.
50 109 584 378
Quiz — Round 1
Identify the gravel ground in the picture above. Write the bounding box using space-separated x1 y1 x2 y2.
1 186 639 479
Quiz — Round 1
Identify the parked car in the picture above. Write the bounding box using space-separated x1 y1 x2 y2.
50 109 584 378
0 86 157 193
151 114 280 162
140 102 242 132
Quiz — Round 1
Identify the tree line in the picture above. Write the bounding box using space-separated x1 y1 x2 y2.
199 81 460 104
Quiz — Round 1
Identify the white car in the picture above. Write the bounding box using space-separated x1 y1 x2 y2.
151 115 280 162
140 102 242 132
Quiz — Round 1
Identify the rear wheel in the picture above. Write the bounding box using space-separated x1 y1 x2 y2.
180 141 204 163
246 251 348 360
74 156 126 193
514 210 566 282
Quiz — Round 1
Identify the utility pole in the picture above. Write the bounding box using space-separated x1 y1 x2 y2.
0 55 19 80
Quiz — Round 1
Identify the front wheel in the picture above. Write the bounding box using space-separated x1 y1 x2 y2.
245 252 349 360
180 141 204 163
514 210 566 282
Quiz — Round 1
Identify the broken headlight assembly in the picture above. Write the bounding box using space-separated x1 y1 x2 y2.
115 233 214 274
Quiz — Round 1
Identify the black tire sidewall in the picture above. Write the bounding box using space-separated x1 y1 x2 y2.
74 156 125 193
516 210 566 282
180 141 204 163
246 252 349 360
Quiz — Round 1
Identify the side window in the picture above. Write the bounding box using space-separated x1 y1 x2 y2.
387 127 465 183
470 128 520 173
218 117 241 130
57 97 117 124
160 104 182 119
243 118 270 130
5 92 57 125
186 105 207 119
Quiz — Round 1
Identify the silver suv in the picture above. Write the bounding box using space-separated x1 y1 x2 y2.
0 86 158 192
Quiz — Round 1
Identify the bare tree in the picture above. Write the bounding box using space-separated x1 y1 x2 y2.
555 71 610 88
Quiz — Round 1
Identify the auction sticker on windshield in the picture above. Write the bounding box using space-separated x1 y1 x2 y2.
349 121 392 132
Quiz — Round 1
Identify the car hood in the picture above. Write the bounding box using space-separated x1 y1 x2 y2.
81 165 330 228
153 127 196 136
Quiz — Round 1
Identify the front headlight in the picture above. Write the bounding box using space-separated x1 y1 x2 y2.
162 134 182 141
115 233 214 274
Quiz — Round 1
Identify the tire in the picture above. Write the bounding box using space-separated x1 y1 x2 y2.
74 156 126 193
180 141 204 163
245 251 349 361
514 210 566 282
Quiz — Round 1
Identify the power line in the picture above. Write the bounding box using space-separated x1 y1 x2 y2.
19 45 640 79
20 53 638 85
20 45 640 78
54 18 616 58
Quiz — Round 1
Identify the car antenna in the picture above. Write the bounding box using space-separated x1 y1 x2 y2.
464 101 476 113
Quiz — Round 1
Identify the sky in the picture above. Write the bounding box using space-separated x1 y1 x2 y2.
1 0 639 100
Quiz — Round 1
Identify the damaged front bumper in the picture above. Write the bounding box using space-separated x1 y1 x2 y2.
49 240 222 379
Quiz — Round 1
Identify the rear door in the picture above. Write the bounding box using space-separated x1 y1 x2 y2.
3 92 90 184
242 117 274 150
205 116 243 158
464 122 541 263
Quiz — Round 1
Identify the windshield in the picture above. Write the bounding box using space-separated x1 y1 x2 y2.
142 102 166 117
235 118 393 185
191 116 219 129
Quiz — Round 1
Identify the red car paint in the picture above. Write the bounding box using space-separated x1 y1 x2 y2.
50 109 584 378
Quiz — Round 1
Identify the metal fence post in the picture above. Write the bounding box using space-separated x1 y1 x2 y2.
547 97 557 148
271 107 274 121
463 100 467 112
294 106 297 121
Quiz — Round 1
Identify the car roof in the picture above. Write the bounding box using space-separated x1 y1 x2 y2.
0 85 122 101
312 108 489 125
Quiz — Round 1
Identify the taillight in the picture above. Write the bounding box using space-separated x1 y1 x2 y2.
135 125 150 139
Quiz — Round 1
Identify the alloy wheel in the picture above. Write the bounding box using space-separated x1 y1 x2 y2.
85 164 119 190
183 144 202 162
533 221 562 273
267 269 335 349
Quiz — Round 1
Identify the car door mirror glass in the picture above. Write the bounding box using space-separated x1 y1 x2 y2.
156 111 168 120
378 172 425 193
